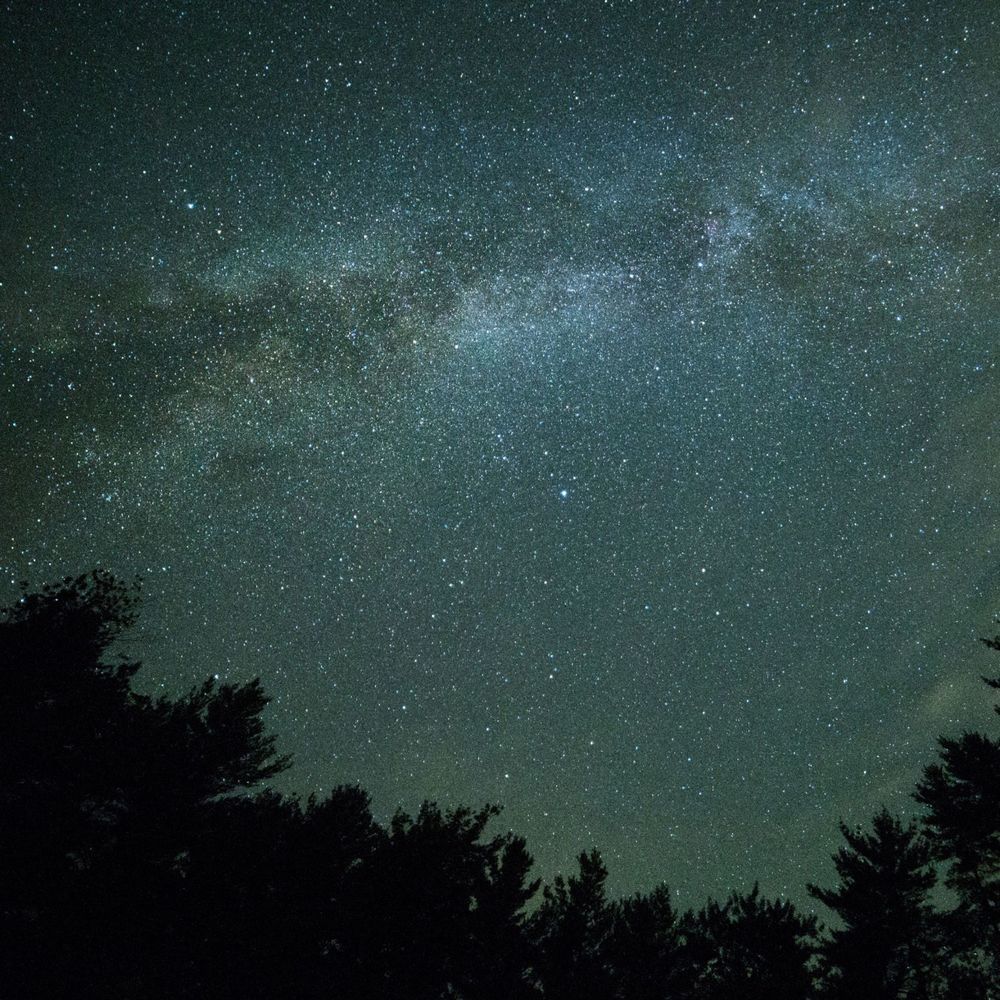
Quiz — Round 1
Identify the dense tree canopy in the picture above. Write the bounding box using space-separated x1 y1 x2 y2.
1 572 997 998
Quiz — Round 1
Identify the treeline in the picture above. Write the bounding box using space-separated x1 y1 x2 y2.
0 572 996 998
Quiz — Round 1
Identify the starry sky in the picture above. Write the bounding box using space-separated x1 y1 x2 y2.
3 0 998 907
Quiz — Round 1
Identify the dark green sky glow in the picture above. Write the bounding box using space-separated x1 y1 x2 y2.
3 0 998 905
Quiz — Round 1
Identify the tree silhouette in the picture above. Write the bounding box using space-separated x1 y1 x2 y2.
0 572 290 998
685 884 818 1000
604 883 693 1000
529 848 615 1000
6 570 1000 999
164 783 384 999
329 801 539 999
807 808 943 999
914 649 1000 994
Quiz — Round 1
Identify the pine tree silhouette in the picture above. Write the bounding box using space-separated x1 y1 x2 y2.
807 808 943 999
915 647 1000 995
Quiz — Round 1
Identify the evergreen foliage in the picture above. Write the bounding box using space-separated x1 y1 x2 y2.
915 646 1000 996
1 571 997 998
807 809 942 998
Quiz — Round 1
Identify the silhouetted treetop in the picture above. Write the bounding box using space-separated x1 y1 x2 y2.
807 808 942 999
914 661 1000 992
529 848 615 1000
687 884 817 1000
4 570 999 999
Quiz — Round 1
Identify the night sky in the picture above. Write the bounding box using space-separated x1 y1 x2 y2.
3 1 998 907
